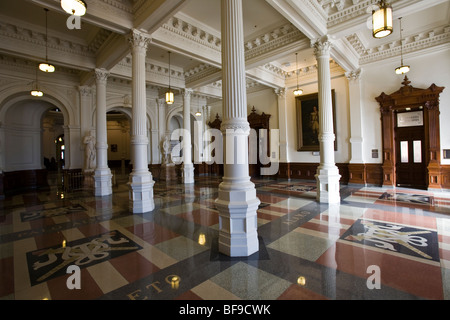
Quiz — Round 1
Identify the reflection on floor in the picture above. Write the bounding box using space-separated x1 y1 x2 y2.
1 175 449 300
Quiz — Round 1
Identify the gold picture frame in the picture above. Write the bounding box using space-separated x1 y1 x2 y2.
296 89 337 151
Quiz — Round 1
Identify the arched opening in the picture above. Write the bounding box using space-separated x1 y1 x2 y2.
2 98 65 194
106 110 131 181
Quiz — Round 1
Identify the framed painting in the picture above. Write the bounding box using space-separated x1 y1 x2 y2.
296 89 336 151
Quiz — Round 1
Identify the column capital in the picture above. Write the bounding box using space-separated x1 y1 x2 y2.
78 85 92 97
182 88 194 98
94 68 110 84
345 68 362 83
312 35 333 58
128 28 151 51
274 88 286 98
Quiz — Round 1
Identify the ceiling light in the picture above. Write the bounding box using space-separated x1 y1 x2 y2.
61 0 87 16
39 8 55 73
395 17 410 75
166 51 174 105
293 52 303 96
31 67 44 97
372 0 393 39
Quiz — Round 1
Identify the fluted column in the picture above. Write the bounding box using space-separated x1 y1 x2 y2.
128 28 155 213
312 36 341 204
215 0 260 257
93 68 112 196
182 88 195 183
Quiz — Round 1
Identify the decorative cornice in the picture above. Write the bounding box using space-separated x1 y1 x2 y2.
349 25 450 65
162 17 221 52
244 24 306 60
0 20 94 58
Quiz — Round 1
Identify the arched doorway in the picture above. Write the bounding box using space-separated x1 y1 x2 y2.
1 98 66 194
106 110 131 179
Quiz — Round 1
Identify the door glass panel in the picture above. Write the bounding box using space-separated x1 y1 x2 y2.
400 141 408 163
413 140 422 163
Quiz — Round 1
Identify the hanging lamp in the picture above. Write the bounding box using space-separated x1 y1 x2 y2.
372 0 393 39
61 0 87 16
165 51 174 105
395 17 410 75
39 8 55 73
293 53 303 96
31 66 44 97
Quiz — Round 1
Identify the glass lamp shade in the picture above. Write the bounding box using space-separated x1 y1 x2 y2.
31 89 44 97
372 1 393 38
195 111 202 117
39 62 55 73
395 65 410 75
294 88 303 96
61 0 87 16
165 90 174 105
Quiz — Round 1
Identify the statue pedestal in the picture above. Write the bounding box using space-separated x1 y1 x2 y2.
160 163 177 181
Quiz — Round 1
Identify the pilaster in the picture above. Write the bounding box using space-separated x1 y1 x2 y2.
182 88 195 184
345 69 364 164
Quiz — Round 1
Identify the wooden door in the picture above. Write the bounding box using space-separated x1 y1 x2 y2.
395 125 426 189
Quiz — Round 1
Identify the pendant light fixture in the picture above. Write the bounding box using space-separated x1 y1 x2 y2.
293 52 303 96
39 8 55 73
372 0 393 39
61 0 87 16
395 17 410 75
165 51 174 105
31 66 44 97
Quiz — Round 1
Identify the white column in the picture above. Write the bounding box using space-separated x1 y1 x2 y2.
275 88 288 163
127 28 155 214
312 36 341 204
215 0 260 257
346 69 365 164
93 68 113 196
182 89 195 183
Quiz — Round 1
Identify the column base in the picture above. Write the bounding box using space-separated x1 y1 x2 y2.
128 172 155 214
315 166 341 204
215 179 260 257
94 168 112 197
182 163 195 184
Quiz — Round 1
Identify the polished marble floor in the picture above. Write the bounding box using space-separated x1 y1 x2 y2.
1 173 450 300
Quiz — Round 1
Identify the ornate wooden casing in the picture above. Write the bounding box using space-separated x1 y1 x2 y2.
375 77 444 189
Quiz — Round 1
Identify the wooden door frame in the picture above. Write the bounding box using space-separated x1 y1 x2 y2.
375 76 445 189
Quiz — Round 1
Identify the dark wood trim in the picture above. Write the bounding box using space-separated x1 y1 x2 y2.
3 169 49 195
277 162 349 184
348 163 383 186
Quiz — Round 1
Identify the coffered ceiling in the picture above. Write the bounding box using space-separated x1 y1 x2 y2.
0 0 448 99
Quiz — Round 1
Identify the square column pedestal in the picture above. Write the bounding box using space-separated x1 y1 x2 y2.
94 169 112 197
182 163 195 184
215 179 260 257
128 172 155 214
315 166 341 204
